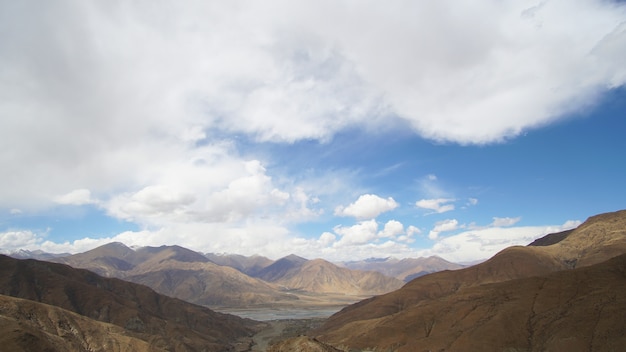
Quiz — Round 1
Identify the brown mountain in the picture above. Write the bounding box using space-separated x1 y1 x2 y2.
52 242 211 277
0 294 163 352
0 255 263 351
205 252 274 277
53 243 295 307
316 253 626 351
125 259 297 307
257 256 404 295
313 209 626 351
52 245 408 307
341 255 464 281
254 254 309 282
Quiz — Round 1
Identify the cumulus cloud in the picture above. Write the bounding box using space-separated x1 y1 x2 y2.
333 220 380 246
429 220 582 263
318 232 336 246
335 194 399 219
1 1 624 208
428 219 460 240
0 1 623 260
416 198 456 214
0 230 42 252
54 189 98 206
407 225 421 236
329 218 414 250
490 216 522 227
379 220 404 238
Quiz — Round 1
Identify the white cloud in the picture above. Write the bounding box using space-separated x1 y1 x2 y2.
490 216 522 227
0 230 42 252
407 225 421 236
107 185 196 222
428 220 582 263
0 1 623 262
318 232 336 246
54 189 98 206
428 219 460 240
379 220 404 238
416 198 456 214
1 1 623 210
335 194 399 220
333 219 380 246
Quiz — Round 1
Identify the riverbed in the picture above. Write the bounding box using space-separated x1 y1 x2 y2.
215 306 344 321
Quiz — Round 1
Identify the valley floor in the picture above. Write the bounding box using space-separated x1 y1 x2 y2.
215 306 346 321
248 318 326 351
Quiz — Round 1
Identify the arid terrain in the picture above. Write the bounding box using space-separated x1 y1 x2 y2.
50 243 408 310
1 209 625 351
311 209 626 351
0 254 265 351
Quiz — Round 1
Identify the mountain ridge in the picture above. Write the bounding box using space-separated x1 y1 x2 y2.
0 254 263 351
312 209 626 351
49 245 405 308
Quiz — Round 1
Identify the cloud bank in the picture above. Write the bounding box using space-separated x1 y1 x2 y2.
0 0 624 261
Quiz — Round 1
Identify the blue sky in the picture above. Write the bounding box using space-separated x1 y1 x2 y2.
1 1 625 262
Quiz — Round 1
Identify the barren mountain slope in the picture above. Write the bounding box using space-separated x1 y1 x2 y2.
318 245 567 330
254 254 308 282
53 243 296 307
314 209 626 350
52 243 211 277
0 295 164 352
316 253 626 351
538 209 626 267
126 259 297 307
0 255 263 351
52 242 139 277
259 257 404 295
53 244 404 307
205 253 274 276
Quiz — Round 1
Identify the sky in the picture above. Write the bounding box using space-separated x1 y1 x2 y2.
1 0 625 263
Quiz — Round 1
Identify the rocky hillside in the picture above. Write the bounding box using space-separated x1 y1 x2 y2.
54 246 404 306
254 254 309 282
266 258 404 295
53 243 297 307
313 209 626 351
126 260 297 307
205 252 274 277
0 255 264 351
0 294 163 352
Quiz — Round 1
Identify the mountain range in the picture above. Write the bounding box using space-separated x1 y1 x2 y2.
0 254 263 351
3 209 625 350
50 244 406 308
311 209 626 351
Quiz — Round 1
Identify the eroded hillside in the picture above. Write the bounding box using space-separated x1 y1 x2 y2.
312 209 626 351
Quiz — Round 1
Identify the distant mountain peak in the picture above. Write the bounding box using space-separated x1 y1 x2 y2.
283 253 308 262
